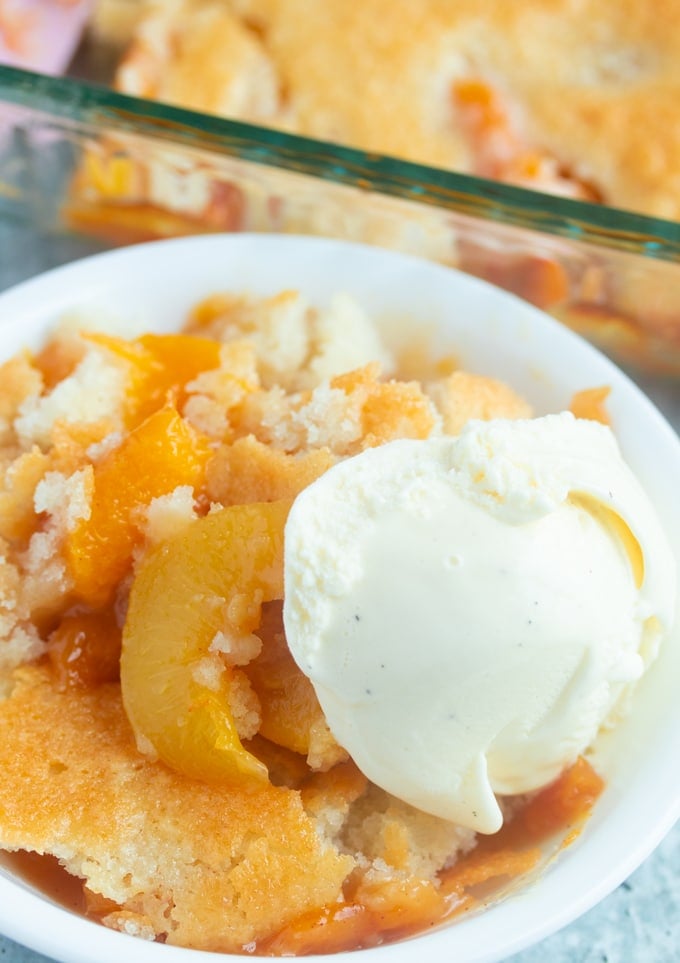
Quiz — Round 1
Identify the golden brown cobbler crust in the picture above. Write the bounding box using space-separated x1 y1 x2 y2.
0 290 533 951
0 664 353 951
114 0 680 219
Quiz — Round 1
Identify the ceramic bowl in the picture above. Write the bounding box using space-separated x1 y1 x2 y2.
0 235 677 963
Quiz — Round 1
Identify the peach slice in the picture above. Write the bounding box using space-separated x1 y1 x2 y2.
64 406 211 608
47 609 121 691
121 499 290 783
85 331 221 426
246 601 328 757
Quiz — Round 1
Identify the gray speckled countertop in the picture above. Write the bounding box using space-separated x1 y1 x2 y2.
0 225 678 963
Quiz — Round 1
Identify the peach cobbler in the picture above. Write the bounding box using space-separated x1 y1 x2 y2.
60 0 680 375
0 287 609 954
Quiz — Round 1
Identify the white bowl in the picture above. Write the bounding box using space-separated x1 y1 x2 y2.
0 234 677 963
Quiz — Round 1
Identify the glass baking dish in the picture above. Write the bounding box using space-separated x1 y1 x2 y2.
2 61 680 381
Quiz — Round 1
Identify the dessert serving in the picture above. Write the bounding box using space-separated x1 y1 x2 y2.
0 236 676 961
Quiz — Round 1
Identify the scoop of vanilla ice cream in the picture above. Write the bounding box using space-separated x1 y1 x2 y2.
283 413 676 834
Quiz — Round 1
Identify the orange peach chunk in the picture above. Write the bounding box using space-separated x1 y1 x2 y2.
121 499 290 783
85 331 221 427
64 407 211 607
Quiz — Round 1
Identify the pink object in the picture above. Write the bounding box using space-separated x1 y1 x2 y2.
0 0 94 74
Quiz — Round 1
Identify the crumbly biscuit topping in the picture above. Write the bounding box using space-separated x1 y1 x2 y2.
0 288 599 955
